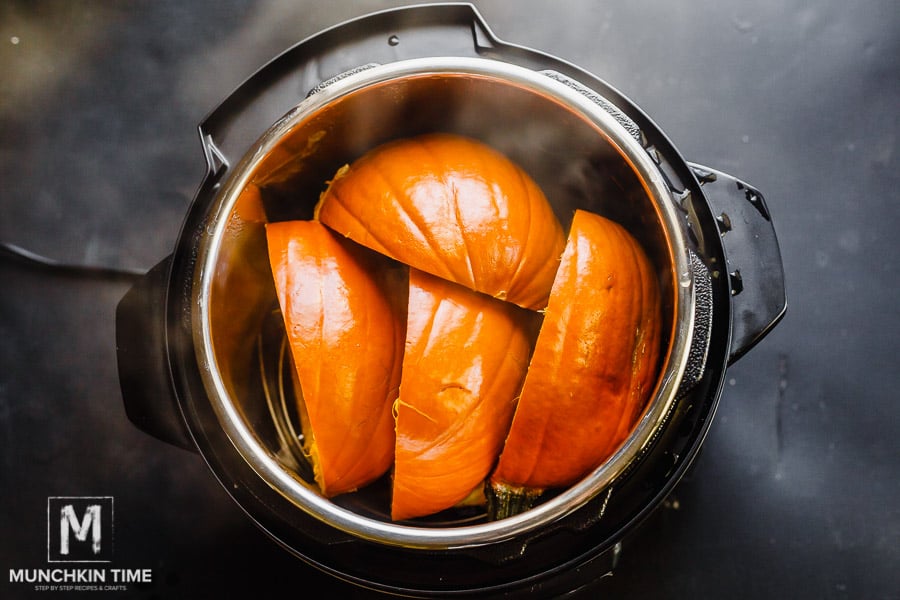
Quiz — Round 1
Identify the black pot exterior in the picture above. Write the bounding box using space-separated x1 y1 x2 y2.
115 4 784 596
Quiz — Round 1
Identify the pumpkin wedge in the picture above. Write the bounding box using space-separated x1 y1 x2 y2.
489 209 662 517
391 269 540 521
266 220 407 497
315 133 566 311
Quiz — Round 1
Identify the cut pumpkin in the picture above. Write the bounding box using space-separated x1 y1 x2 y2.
391 269 540 521
266 220 407 497
489 209 662 516
314 133 566 311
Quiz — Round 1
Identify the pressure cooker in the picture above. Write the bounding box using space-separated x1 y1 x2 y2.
116 4 785 597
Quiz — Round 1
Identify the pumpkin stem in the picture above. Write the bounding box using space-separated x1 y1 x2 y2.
487 480 544 520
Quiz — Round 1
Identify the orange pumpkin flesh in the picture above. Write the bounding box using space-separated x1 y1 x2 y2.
266 220 407 497
391 269 540 521
263 136 663 521
314 133 566 311
489 209 662 512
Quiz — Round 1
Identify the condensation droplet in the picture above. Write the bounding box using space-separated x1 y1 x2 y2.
731 16 754 33
388 35 400 46
10 36 20 45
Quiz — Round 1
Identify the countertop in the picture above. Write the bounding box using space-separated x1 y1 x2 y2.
2 1 897 598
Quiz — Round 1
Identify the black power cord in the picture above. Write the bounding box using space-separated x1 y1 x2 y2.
0 241 147 282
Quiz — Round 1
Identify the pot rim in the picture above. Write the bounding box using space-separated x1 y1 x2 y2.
193 56 697 549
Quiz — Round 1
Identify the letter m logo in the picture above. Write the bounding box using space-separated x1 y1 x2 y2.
47 497 113 563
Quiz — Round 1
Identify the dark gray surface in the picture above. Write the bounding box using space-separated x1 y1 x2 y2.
1 1 898 598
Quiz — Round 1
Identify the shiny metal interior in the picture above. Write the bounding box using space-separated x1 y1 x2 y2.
192 57 698 549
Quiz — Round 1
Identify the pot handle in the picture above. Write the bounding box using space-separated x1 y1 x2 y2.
116 255 197 451
689 164 786 363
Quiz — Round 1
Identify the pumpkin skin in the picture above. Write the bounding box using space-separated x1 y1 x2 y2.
266 220 407 497
391 269 540 521
490 209 662 493
315 133 566 311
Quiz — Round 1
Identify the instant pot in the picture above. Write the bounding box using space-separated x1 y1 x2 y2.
116 4 786 597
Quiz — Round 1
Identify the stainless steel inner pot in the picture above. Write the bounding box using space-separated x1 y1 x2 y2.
191 56 710 550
